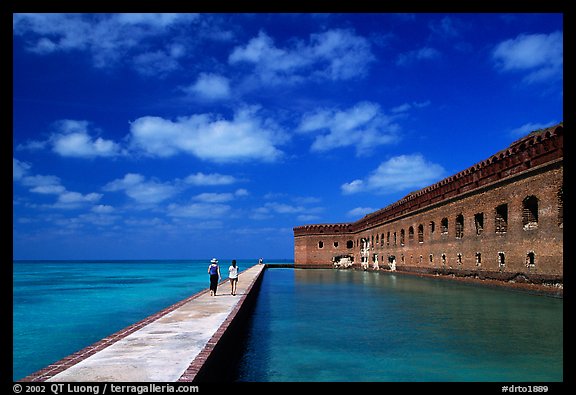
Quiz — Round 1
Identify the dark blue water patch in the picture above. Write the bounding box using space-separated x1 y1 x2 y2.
234 268 563 382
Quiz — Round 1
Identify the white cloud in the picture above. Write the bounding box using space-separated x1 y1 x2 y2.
347 207 377 218
341 154 446 195
18 120 123 159
45 120 121 158
129 106 287 163
184 73 231 100
510 121 558 137
104 173 179 204
20 174 63 191
92 204 115 214
13 13 198 76
492 31 562 83
132 49 183 77
13 158 31 180
56 191 102 206
14 160 104 209
297 101 400 155
167 202 231 219
192 192 235 203
184 172 238 186
229 29 374 85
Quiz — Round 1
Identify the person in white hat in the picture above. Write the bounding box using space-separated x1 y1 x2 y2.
207 258 221 296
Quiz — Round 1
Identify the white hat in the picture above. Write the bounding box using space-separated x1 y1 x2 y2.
210 258 218 263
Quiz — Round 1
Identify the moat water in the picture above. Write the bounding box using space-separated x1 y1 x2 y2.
234 268 563 382
13 262 563 382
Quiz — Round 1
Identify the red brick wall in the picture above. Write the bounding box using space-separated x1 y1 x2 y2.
293 125 563 283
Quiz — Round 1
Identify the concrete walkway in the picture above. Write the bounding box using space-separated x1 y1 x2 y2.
24 264 265 382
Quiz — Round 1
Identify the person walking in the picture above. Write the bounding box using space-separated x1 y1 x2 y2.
228 260 239 295
208 258 221 296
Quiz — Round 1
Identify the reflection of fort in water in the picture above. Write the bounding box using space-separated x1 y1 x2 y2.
294 124 563 289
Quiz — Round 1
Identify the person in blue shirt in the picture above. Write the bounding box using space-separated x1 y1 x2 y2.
208 258 221 296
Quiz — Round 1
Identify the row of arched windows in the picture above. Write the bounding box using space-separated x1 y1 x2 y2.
358 191 562 249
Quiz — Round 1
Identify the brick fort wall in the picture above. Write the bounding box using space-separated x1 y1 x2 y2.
293 124 563 285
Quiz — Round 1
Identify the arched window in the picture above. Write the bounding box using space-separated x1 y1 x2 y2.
318 241 324 249
526 251 536 267
400 229 405 246
441 218 449 234
346 240 354 249
418 224 424 243
495 204 508 234
522 196 538 230
474 212 484 235
408 226 414 242
455 214 464 239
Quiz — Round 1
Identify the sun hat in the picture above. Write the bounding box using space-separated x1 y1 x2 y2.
210 258 218 263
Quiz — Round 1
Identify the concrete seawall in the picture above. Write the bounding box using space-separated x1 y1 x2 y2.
21 263 265 382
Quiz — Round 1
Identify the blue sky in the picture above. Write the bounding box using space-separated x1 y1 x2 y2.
12 13 563 260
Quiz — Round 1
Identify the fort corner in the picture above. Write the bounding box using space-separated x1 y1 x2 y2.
294 124 563 287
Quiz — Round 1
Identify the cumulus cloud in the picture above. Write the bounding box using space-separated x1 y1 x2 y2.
56 191 102 207
104 173 179 204
50 120 122 158
341 154 445 195
13 13 198 76
166 202 231 219
19 120 123 158
184 73 231 100
297 101 400 155
229 29 374 85
348 207 377 218
184 172 238 186
14 158 103 209
492 31 562 83
128 106 287 162
13 158 31 180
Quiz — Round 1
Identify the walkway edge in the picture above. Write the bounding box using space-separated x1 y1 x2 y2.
178 263 265 382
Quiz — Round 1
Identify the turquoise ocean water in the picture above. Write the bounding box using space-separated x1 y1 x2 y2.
12 259 262 381
13 261 563 382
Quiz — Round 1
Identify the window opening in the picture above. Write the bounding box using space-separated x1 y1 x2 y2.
455 214 464 239
522 196 538 230
498 252 505 268
526 251 536 267
441 218 449 235
474 213 484 235
495 204 508 234
418 224 424 243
